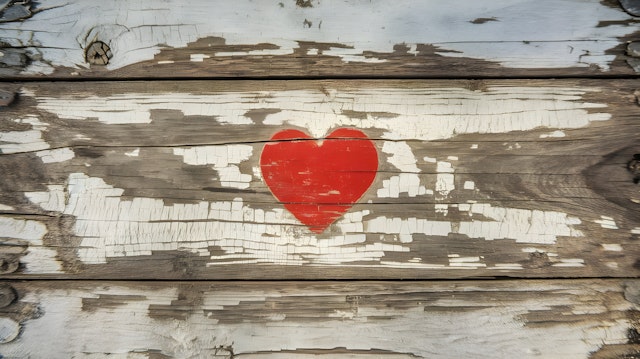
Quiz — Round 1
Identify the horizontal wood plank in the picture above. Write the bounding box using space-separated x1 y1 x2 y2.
0 279 638 358
0 0 639 78
0 79 638 279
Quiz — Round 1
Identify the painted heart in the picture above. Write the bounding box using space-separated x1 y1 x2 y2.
260 128 378 233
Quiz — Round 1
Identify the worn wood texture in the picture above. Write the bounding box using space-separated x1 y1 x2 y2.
0 79 638 279
0 279 638 358
0 0 639 78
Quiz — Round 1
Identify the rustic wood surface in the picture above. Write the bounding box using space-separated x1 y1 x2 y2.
1 0 639 355
0 0 639 78
0 279 638 358
0 79 638 279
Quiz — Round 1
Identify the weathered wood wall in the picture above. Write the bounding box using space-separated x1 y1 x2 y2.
0 0 639 358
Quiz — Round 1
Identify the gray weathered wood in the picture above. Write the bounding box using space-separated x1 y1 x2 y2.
0 79 638 279
0 0 639 78
0 279 638 358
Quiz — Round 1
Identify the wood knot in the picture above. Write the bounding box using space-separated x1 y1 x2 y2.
0 255 19 274
0 284 16 308
0 90 14 107
628 154 640 184
85 41 112 65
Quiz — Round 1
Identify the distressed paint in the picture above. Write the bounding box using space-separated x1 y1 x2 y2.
0 0 638 76
0 280 636 358
595 216 619 230
23 86 610 141
0 217 62 273
35 147 75 163
174 145 254 189
0 117 49 154
0 81 631 275
24 172 585 268
378 141 427 198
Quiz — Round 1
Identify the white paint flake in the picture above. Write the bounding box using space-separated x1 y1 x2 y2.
173 145 253 189
594 216 618 230
0 204 15 211
552 258 585 267
434 204 449 216
601 244 622 252
0 217 62 273
2 0 637 74
190 54 211 62
36 148 75 163
463 181 475 190
436 161 455 198
124 148 140 157
378 141 427 198
470 144 478 149
449 256 485 268
632 227 640 235
540 130 566 138
25 185 66 212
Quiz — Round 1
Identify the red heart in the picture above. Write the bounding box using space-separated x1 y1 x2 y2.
260 128 378 233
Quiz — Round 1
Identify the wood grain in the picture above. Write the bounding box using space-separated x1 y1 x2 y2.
0 0 639 78
0 79 638 279
0 279 638 358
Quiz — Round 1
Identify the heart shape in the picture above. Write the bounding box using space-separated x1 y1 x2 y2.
260 128 378 233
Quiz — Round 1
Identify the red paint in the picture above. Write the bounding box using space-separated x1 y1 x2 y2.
260 128 378 233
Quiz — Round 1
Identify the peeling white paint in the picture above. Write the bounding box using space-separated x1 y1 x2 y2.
23 171 588 269
173 145 253 189
124 148 140 157
436 161 455 198
458 203 583 244
24 87 611 142
540 130 566 138
0 217 62 273
0 204 15 211
36 148 75 163
632 227 640 235
594 216 618 230
470 144 478 149
552 258 585 267
2 0 637 74
434 204 449 216
463 181 475 190
2 282 633 358
189 54 210 62
601 244 622 252
378 141 427 198
0 117 49 154
25 185 67 212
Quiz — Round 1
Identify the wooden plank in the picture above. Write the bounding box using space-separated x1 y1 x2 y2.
0 79 638 279
0 0 639 78
0 279 638 358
